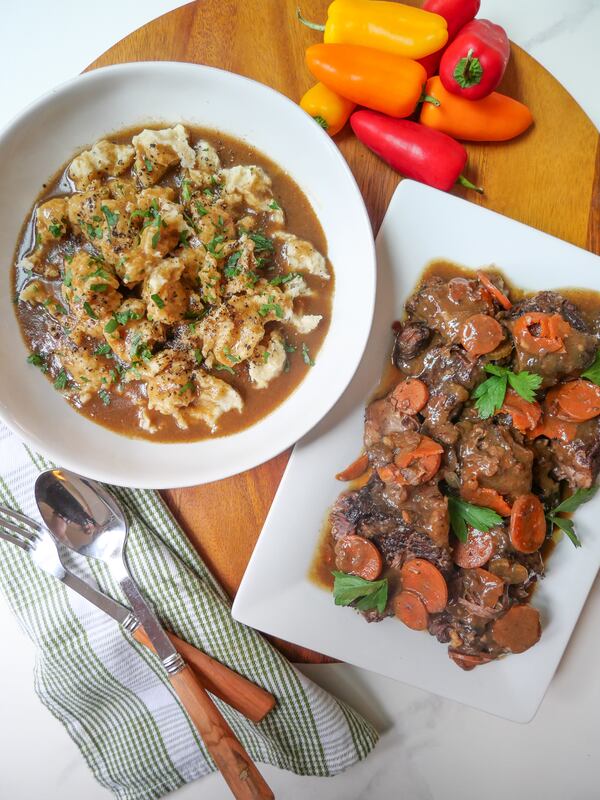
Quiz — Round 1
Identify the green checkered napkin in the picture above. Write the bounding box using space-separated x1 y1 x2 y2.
0 424 377 799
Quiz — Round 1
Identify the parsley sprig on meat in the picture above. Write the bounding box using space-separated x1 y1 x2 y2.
332 572 388 613
472 364 542 419
546 487 598 548
582 350 600 386
447 496 503 543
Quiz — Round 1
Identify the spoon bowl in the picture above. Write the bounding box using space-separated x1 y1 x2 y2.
35 468 128 567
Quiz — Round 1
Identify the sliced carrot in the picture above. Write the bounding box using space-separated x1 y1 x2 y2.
378 435 443 486
527 413 578 442
476 271 512 310
334 535 383 581
336 453 369 481
499 388 542 432
552 379 600 422
509 493 546 554
491 604 541 653
461 314 505 356
393 590 429 630
453 528 494 569
390 378 429 415
461 484 512 516
448 650 495 670
513 312 570 354
400 558 448 613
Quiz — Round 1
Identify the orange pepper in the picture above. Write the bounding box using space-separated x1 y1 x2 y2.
306 43 429 118
300 82 355 136
420 76 533 142
298 0 448 59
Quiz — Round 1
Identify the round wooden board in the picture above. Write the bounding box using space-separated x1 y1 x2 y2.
88 0 599 663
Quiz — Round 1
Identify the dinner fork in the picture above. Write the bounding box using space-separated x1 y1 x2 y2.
0 504 275 722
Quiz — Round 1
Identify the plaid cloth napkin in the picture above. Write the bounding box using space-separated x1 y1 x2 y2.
0 424 378 800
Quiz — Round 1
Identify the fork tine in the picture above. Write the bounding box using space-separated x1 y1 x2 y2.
0 514 37 542
0 527 31 551
0 505 41 532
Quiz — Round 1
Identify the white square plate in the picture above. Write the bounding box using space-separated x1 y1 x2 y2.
232 180 600 723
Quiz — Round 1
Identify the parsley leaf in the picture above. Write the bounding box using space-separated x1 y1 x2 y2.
48 222 63 238
179 229 191 248
178 381 194 396
85 222 103 240
545 486 598 548
53 369 69 390
268 200 281 211
90 283 108 293
144 158 154 173
83 301 98 319
269 272 300 286
195 202 208 217
447 496 503 543
101 205 119 229
214 362 235 375
27 352 47 371
181 179 191 203
332 571 388 613
224 251 241 278
104 318 118 334
248 232 274 253
194 348 203 365
222 346 241 364
98 389 111 406
302 342 315 366
62 268 73 287
472 364 542 419
258 296 284 318
582 350 600 386
151 294 165 309
94 343 112 356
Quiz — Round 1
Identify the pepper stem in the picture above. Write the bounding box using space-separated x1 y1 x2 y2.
419 93 441 107
296 7 326 31
458 175 484 194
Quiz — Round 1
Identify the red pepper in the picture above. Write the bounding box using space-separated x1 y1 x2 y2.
418 0 481 77
440 19 510 100
350 110 482 193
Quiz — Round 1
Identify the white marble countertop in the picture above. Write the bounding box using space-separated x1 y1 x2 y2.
1 2 599 798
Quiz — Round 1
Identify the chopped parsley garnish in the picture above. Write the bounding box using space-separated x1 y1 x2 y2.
178 380 194 396
144 158 154 173
101 205 119 230
194 348 203 365
49 222 64 238
195 202 208 217
472 364 542 419
214 363 235 375
27 352 46 371
203 187 214 197
151 294 165 309
53 303 68 316
98 389 111 406
263 350 271 363
245 270 260 288
53 369 69 390
181 179 192 203
206 234 225 256
269 272 300 286
94 343 112 356
90 283 109 293
582 350 600 386
283 340 296 353
268 199 281 211
332 571 388 613
447 496 503 543
86 266 110 279
83 301 98 319
546 487 598 548
258 295 284 318
104 318 118 334
248 232 274 253
222 346 241 364
85 222 103 240
179 229 191 248
301 342 315 366
224 251 241 278
115 308 140 326
151 229 161 249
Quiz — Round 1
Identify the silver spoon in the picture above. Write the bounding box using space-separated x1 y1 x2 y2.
35 467 273 800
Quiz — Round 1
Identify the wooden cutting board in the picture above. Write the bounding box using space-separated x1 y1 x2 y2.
88 0 600 662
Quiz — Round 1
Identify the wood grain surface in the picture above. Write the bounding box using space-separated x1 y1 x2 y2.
88 0 600 663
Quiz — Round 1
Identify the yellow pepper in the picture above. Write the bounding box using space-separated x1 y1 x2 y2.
298 0 448 59
300 82 356 136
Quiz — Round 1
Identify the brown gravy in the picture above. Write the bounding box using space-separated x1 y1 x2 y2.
13 125 334 442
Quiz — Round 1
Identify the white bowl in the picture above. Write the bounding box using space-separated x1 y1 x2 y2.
0 62 375 489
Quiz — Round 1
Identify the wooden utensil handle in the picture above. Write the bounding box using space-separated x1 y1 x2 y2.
132 627 275 722
170 665 274 800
